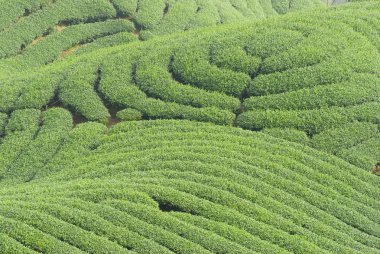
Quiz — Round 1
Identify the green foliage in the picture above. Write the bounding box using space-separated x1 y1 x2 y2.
0 233 36 254
59 65 110 123
75 31 137 55
244 28 305 59
311 122 379 155
112 0 139 16
0 109 41 177
263 128 310 145
136 55 240 111
244 74 380 110
151 0 198 35
4 109 40 133
0 2 380 253
116 108 143 121
2 108 72 182
0 0 117 58
0 0 53 31
15 19 134 67
272 0 291 14
337 134 380 170
184 0 220 30
172 45 251 97
99 56 236 125
134 0 167 30
0 217 84 253
0 120 378 253
237 101 380 135
138 30 154 41
211 45 261 76
0 112 7 135
0 1 378 153
271 0 322 14
249 62 351 96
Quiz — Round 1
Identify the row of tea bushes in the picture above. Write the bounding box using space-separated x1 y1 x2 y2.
0 120 378 253
0 0 117 58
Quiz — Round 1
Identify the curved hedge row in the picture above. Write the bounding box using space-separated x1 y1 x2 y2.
0 0 118 59
311 122 379 155
0 0 54 31
0 120 378 253
337 134 380 170
12 19 135 68
112 0 323 35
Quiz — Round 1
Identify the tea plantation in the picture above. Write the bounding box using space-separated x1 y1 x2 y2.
0 0 379 253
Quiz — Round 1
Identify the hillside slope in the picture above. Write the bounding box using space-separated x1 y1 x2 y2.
0 1 380 253
0 119 379 253
1 1 380 168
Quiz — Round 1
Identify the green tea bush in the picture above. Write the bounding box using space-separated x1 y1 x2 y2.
311 122 379 155
184 0 220 30
134 0 167 30
0 233 36 254
263 128 310 145
136 55 240 111
99 56 236 125
248 61 352 96
259 29 342 74
0 0 117 58
39 122 107 177
272 0 322 14
151 0 198 35
0 113 8 135
14 74 61 110
112 0 139 16
237 101 380 134
0 0 53 30
109 0 321 35
244 74 380 110
59 65 110 123
0 78 24 111
237 107 344 134
244 28 305 58
75 32 137 55
3 108 72 182
172 45 251 96
116 108 143 121
0 109 40 178
0 217 84 253
211 45 261 76
337 135 380 170
17 19 134 67
4 109 40 134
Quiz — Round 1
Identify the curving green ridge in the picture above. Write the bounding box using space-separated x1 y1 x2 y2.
0 118 379 253
1 0 380 253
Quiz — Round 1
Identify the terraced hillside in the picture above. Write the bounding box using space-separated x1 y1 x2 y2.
1 1 380 168
0 119 379 253
0 0 322 67
0 0 379 253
